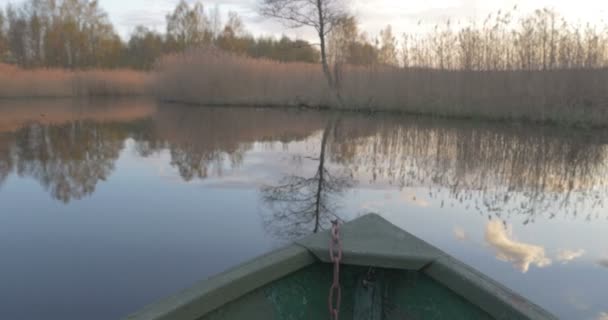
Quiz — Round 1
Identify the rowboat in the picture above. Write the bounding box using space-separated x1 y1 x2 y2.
125 214 557 320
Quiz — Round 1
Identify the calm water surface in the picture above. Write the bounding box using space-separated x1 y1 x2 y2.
0 99 607 320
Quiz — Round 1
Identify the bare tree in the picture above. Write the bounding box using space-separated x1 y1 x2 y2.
379 24 398 66
260 120 353 240
0 9 7 62
209 4 222 40
259 0 348 90
166 0 211 51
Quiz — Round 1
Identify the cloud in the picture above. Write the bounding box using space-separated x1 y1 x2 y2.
598 312 608 320
556 249 585 264
400 191 431 208
453 226 468 241
563 291 591 311
485 220 551 273
120 10 168 30
360 200 386 212
598 259 608 269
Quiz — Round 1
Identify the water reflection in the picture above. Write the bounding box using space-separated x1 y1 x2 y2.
485 220 552 273
12 121 129 202
1 99 607 320
1 99 607 222
453 226 468 241
0 134 12 188
556 249 586 264
134 106 325 181
0 100 326 202
329 117 608 222
260 120 354 240
0 99 154 202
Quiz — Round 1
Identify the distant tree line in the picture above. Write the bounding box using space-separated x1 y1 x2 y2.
0 0 396 70
0 0 322 69
1 1 605 71
0 0 123 68
328 16 398 67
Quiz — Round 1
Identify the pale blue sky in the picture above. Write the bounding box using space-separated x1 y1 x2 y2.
1 0 607 40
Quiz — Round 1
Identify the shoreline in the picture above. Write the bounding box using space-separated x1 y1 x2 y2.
157 98 606 130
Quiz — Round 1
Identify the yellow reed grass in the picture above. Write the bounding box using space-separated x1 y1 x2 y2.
0 64 150 98
154 48 608 126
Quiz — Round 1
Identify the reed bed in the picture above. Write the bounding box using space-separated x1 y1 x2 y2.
0 64 150 98
154 48 608 126
154 49 332 107
401 8 608 71
154 8 608 126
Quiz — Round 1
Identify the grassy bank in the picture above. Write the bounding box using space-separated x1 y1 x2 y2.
154 48 608 127
0 64 150 98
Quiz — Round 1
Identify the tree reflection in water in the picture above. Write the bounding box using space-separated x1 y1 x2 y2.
1 100 607 225
0 134 12 188
0 101 328 202
260 120 354 240
135 105 327 182
329 116 608 223
10 121 131 202
0 99 155 202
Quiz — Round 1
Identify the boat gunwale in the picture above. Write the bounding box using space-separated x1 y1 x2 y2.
125 245 316 320
124 214 558 320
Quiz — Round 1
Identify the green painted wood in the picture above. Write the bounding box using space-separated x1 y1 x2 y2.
298 214 557 319
201 263 495 320
125 245 316 320
297 214 439 270
126 214 557 320
201 262 354 320
197 290 276 320
353 269 383 320
424 256 558 320
382 268 494 320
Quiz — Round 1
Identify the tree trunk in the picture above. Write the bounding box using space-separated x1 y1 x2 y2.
313 121 331 233
316 0 334 89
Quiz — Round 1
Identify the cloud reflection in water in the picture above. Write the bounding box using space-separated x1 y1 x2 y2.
485 220 552 273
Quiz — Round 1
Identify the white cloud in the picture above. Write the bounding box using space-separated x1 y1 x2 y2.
556 249 585 264
453 226 468 241
563 291 591 311
360 200 386 212
485 220 551 273
597 312 608 320
400 191 431 208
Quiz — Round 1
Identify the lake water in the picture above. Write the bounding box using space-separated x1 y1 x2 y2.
0 98 606 320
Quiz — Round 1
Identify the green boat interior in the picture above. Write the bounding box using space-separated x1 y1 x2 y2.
202 263 494 320
126 214 557 320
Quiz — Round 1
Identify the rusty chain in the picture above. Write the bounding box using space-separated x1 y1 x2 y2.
328 220 342 320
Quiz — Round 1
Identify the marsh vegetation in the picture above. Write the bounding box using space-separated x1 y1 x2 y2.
155 6 608 126
0 64 149 98
2 0 608 124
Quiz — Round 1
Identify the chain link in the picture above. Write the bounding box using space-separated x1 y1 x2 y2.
328 220 342 320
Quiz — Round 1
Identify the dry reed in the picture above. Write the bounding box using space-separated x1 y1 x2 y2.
402 8 608 71
0 64 150 98
154 48 608 126
154 48 332 107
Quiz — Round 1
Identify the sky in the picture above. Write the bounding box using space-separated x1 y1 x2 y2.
1 0 608 41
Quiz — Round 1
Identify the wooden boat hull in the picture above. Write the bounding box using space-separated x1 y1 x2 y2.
126 214 557 320
200 263 496 319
